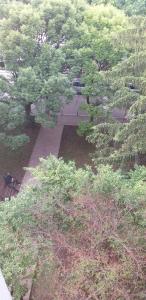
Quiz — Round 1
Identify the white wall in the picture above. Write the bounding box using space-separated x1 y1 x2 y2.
0 271 12 300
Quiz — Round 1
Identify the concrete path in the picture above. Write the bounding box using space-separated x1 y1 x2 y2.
22 124 64 184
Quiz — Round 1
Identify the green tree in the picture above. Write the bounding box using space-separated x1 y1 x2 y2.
0 0 86 146
68 3 127 103
89 0 146 16
113 0 146 16
88 16 146 167
0 75 29 148
65 3 127 133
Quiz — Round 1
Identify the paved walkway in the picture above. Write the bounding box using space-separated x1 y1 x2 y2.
22 95 88 186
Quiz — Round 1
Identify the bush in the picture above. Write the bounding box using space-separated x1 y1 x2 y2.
93 165 123 194
0 157 146 299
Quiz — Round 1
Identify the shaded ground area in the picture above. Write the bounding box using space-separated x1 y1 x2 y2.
0 125 40 200
59 125 95 167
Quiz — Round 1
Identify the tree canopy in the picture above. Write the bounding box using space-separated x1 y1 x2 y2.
87 16 146 167
0 0 128 148
90 0 146 16
0 0 84 147
1 0 146 153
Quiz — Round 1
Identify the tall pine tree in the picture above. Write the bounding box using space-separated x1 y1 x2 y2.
88 16 146 167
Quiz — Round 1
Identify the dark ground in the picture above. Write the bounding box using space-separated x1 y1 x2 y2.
0 125 40 200
59 125 95 167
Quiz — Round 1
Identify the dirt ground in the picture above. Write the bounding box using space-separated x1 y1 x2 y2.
59 125 95 167
0 125 40 200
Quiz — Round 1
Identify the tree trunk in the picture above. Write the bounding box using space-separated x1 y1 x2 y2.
55 41 60 49
25 103 31 117
135 153 140 165
90 115 94 122
86 96 90 104
25 103 35 127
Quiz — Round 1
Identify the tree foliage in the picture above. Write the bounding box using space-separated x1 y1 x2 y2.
90 0 146 16
0 0 146 154
88 16 146 166
0 0 82 146
0 156 146 299
67 3 127 100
